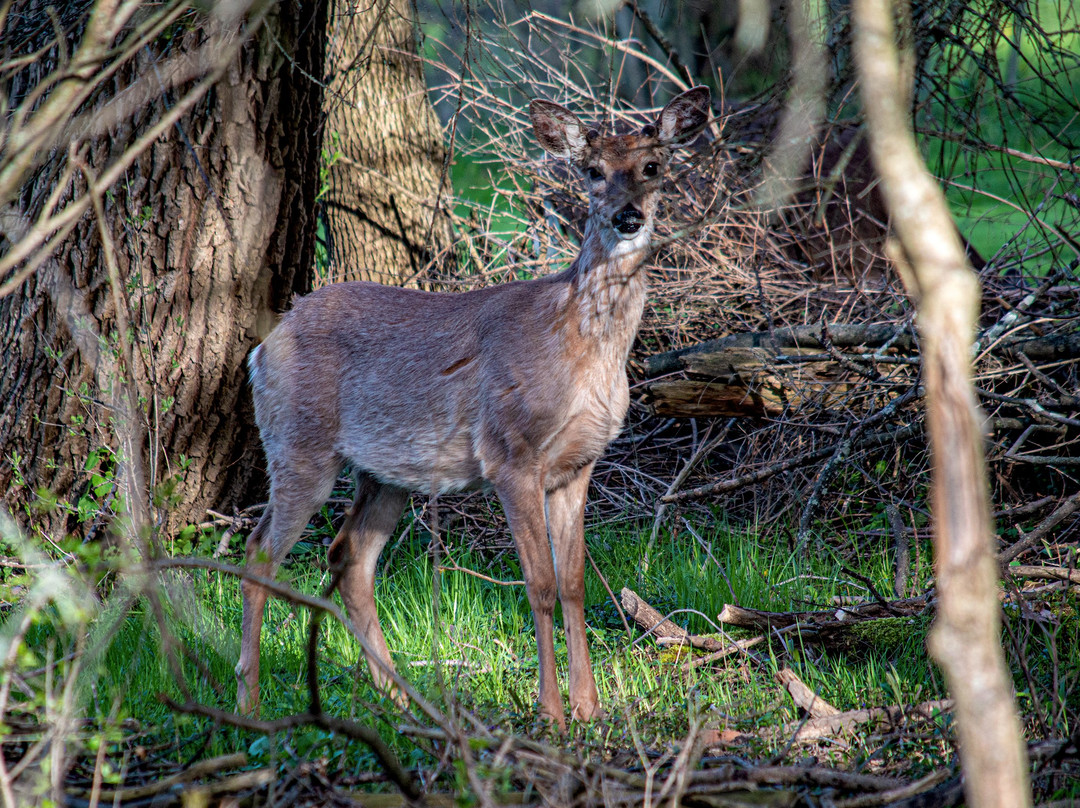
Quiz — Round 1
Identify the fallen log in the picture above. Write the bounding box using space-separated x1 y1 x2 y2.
717 598 929 631
776 699 954 743
776 667 841 718
620 586 726 651
644 322 1079 379
643 323 917 378
714 598 932 653
639 322 1079 418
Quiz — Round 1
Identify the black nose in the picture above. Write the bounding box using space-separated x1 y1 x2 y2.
612 204 644 235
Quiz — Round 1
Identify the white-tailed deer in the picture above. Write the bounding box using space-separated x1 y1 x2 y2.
236 87 711 729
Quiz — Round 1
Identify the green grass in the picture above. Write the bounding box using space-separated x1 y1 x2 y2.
921 1 1080 270
9 510 1078 796
66 520 947 756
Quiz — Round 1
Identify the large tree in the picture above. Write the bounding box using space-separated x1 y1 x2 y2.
321 0 454 285
0 1 326 538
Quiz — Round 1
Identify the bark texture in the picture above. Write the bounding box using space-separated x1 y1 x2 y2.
852 1 1031 805
0 4 327 538
321 0 453 286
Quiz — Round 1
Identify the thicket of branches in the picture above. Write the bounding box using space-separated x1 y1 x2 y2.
414 0 1079 555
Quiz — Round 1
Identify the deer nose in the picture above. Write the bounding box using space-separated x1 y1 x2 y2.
612 204 644 235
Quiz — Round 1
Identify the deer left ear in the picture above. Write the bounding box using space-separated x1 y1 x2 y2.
656 86 711 147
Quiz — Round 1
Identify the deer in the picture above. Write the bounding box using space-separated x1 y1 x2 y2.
235 86 711 730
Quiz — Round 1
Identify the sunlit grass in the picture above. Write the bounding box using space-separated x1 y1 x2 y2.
85 518 953 755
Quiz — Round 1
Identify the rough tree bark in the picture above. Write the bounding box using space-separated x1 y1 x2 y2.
852 1 1031 806
321 0 454 285
0 2 327 538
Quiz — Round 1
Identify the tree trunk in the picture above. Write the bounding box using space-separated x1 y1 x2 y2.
0 2 327 539
852 1 1031 805
321 0 454 286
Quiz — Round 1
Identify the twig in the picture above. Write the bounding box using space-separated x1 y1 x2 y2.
585 545 634 641
683 635 765 670
436 562 524 586
795 388 920 547
646 419 731 575
664 421 922 504
628 2 693 85
161 698 423 803
1007 565 1080 586
839 566 905 615
71 753 249 801
997 490 1080 563
820 320 881 381
833 769 957 807
887 504 910 598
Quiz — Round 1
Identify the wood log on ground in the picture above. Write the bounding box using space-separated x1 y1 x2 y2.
775 700 954 744
639 322 1079 418
619 587 726 651
776 667 841 717
717 598 928 629
713 599 932 653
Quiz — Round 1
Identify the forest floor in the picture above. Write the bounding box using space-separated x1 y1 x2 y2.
7 510 1077 806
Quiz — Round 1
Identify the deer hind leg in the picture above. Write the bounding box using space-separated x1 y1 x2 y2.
546 463 602 722
496 471 564 729
329 474 409 705
236 458 339 715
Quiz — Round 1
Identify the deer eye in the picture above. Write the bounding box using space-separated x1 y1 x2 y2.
643 161 660 178
586 166 604 182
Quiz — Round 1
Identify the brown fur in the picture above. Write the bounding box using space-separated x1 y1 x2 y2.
236 87 711 729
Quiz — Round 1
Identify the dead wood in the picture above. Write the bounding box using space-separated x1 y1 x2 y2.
640 323 1079 419
645 323 917 378
776 667 841 718
997 490 1080 564
620 586 726 651
1007 565 1080 586
644 323 1078 380
717 598 928 631
775 699 954 743
832 769 957 808
683 636 766 670
710 598 931 654
69 754 273 804
661 423 923 504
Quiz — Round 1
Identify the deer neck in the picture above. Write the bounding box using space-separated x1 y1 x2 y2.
567 222 649 345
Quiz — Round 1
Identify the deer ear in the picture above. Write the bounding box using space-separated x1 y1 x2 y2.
656 86 711 147
530 100 589 163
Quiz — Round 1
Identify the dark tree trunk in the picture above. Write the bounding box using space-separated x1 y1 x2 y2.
0 3 327 538
322 0 453 286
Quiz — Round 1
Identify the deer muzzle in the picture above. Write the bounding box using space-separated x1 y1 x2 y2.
612 204 644 237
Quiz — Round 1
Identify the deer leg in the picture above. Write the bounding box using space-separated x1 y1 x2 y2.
546 463 602 722
236 506 272 716
236 462 338 715
496 472 564 729
329 475 408 705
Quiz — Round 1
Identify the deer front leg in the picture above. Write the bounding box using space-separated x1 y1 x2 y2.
546 463 602 722
496 472 564 729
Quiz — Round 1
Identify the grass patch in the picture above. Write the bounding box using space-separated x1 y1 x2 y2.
8 513 1078 797
68 520 952 758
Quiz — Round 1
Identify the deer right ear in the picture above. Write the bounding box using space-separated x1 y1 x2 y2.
530 100 589 163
